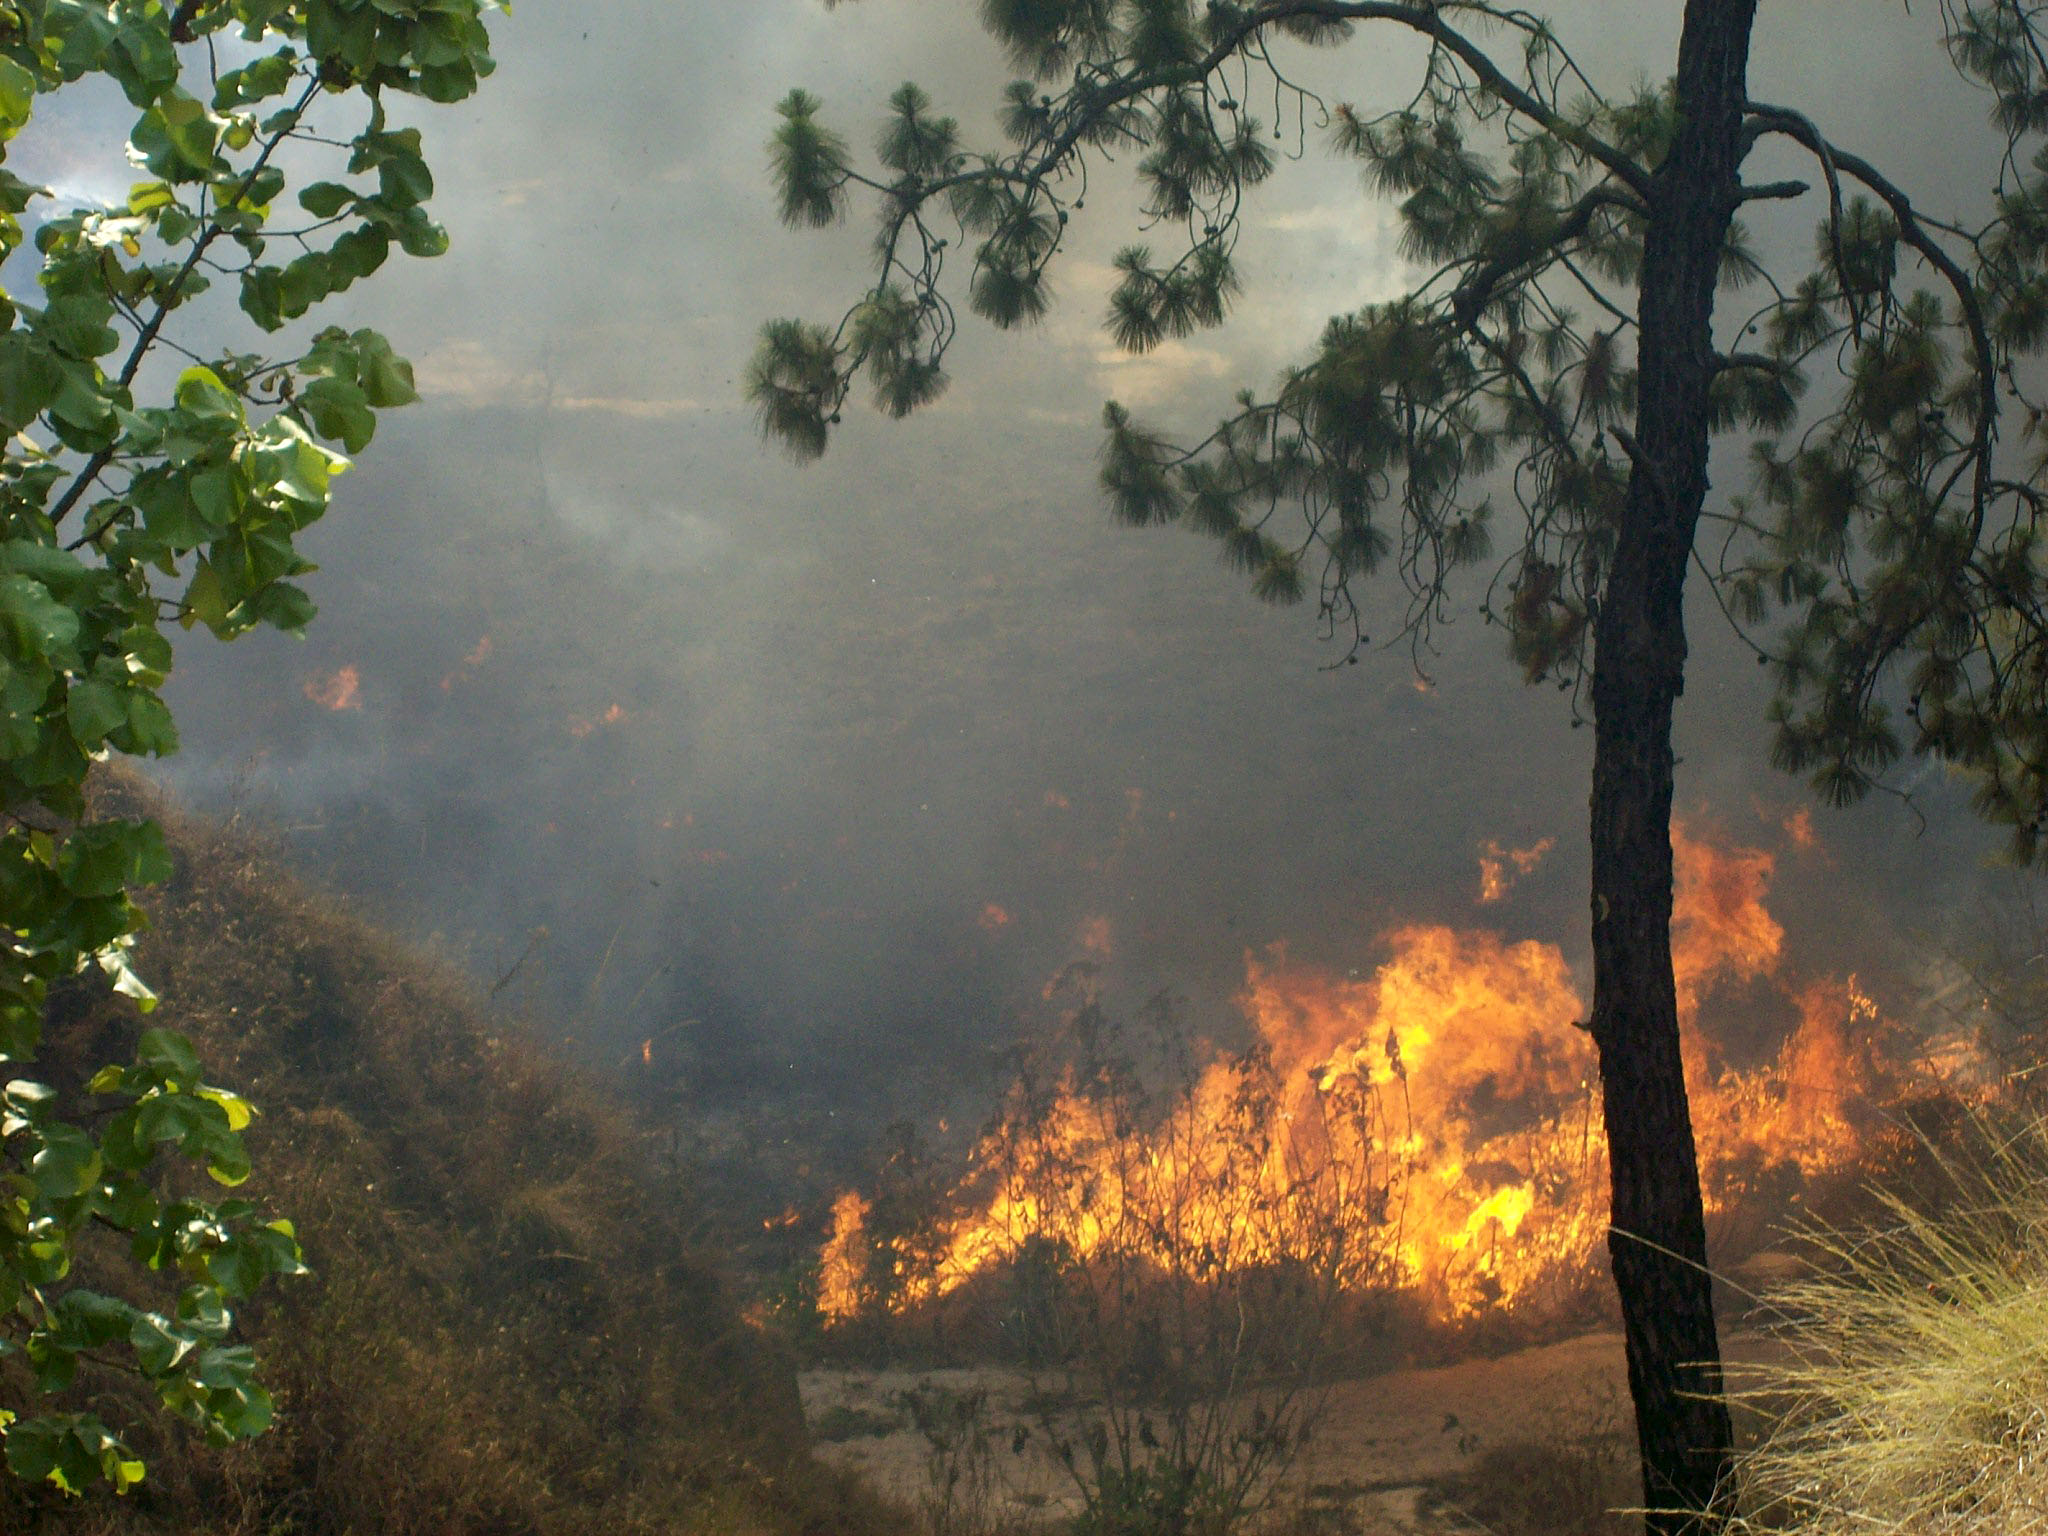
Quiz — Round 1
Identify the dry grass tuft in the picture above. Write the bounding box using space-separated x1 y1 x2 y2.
1726 1107 2048 1536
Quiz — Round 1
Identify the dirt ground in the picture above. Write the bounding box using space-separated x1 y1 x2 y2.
801 1330 1644 1533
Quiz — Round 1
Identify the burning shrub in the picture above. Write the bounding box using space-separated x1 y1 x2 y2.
819 820 1960 1358
810 819 2001 1534
825 978 1372 1534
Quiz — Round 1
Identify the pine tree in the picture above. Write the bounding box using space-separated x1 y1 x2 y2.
752 4 2048 1528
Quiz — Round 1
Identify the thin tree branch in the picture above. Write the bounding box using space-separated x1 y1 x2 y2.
1747 101 2000 519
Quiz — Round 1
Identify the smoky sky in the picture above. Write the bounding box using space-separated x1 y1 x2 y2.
25 2 2030 1138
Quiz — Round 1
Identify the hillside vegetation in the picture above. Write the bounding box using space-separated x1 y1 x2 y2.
2 774 887 1536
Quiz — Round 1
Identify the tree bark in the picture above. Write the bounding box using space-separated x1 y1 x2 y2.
1588 1 1757 1530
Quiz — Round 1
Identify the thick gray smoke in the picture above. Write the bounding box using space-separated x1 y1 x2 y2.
105 1 2017 1149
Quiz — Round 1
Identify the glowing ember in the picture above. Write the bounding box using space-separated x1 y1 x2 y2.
818 820 1927 1328
978 903 1012 931
1782 805 1816 849
1476 837 1555 903
567 703 628 738
440 634 493 691
304 664 362 711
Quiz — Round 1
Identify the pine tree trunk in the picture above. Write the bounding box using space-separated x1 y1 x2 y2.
1588 1 1757 1529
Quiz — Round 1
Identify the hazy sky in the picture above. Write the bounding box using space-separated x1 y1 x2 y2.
35 2 2027 1140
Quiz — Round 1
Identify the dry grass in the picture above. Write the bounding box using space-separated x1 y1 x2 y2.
1427 1381 1636 1536
0 772 897 1536
1725 1107 2048 1536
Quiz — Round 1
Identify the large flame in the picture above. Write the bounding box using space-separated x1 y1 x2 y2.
818 819 1902 1326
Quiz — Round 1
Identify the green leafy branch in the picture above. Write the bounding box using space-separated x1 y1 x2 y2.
0 0 500 1496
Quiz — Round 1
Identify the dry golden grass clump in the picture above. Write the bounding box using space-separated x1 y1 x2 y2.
0 773 891 1536
1727 1108 2048 1536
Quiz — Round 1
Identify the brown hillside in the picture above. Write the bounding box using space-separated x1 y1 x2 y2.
3 773 891 1536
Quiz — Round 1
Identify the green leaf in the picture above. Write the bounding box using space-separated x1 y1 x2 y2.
277 252 333 317
5 1417 62 1486
122 691 178 756
52 4 119 74
298 376 376 451
376 152 434 207
249 580 316 634
197 1088 254 1133
181 558 230 634
108 18 180 106
213 48 298 109
66 679 127 747
0 333 64 432
297 180 356 218
30 1124 102 1199
54 1291 135 1350
355 332 418 406
329 225 390 280
0 573 82 662
189 462 243 530
209 1378 272 1439
135 1029 201 1088
173 366 243 426
395 209 449 258
237 266 283 331
127 1311 191 1375
0 58 36 142
95 1176 161 1232
132 92 225 180
160 96 219 169
203 1131 252 1186
100 946 160 1011
33 295 120 360
56 822 172 899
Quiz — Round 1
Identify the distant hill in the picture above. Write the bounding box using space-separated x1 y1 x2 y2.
5 773 889 1536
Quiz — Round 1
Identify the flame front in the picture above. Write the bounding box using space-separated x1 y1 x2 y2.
820 820 1905 1327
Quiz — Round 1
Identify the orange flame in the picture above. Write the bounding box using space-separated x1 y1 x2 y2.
1671 817 1782 1017
440 634 493 691
1477 837 1555 904
1782 805 1816 849
303 664 362 712
819 820 1920 1328
567 703 628 739
818 1190 873 1319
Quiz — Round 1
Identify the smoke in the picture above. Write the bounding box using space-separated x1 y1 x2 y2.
108 0 2021 1154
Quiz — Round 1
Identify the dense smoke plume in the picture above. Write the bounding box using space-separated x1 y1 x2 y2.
41 0 2020 1163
